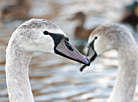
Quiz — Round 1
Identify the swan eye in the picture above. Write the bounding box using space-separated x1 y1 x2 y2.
43 31 49 35
95 36 98 39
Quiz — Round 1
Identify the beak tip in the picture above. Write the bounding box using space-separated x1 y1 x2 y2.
80 58 90 72
82 57 90 66
86 58 90 66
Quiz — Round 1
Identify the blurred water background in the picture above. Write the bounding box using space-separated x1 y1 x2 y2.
0 0 138 102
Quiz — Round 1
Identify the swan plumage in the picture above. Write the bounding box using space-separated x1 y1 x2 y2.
5 18 89 102
81 23 138 102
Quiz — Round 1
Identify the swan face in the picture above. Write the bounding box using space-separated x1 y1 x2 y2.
87 24 117 57
70 12 85 21
11 19 89 65
80 23 132 71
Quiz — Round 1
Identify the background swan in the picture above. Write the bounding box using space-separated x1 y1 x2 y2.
70 12 96 39
1 0 31 21
81 23 138 102
5 18 89 102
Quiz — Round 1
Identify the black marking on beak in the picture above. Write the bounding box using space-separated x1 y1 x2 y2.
80 52 97 72
48 33 65 46
80 36 98 72
64 36 69 41
64 40 73 51
49 33 73 52
47 32 90 65
54 48 90 65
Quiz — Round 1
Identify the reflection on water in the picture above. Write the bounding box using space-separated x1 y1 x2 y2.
0 0 138 102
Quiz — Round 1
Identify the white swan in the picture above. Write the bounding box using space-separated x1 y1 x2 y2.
5 19 90 102
81 23 138 102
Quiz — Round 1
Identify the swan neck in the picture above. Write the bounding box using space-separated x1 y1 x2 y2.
108 45 138 102
5 45 34 102
78 19 85 27
76 16 85 27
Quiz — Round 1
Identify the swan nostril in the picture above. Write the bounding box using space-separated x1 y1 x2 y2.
66 37 69 41
64 40 73 51
64 36 69 41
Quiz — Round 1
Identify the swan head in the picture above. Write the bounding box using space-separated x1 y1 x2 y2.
80 23 133 71
70 12 85 23
9 19 89 65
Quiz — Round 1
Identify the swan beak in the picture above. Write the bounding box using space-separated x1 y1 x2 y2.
80 47 97 72
54 39 90 65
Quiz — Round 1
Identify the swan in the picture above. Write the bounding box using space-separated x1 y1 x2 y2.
5 19 90 102
70 12 96 39
1 0 31 21
80 23 138 102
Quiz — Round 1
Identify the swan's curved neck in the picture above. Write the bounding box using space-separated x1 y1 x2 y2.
107 44 138 102
77 17 85 27
5 44 34 102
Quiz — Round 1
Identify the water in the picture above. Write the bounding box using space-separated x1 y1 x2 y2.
0 0 138 102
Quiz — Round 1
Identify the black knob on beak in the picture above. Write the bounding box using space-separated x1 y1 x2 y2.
64 40 73 51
